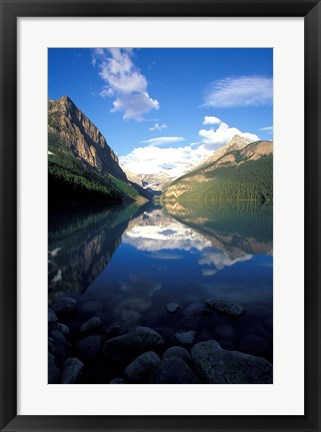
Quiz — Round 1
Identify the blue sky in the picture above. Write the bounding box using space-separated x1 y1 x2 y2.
48 48 273 176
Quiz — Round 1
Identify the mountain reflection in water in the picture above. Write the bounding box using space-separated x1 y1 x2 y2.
48 201 273 362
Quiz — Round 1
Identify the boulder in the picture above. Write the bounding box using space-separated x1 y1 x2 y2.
48 308 58 327
191 340 272 384
80 317 103 335
48 332 71 363
48 352 60 383
109 378 128 384
206 299 244 318
102 327 164 365
51 297 78 318
57 322 70 336
166 303 180 314
51 330 66 344
60 358 84 384
163 346 191 364
175 330 196 346
149 357 200 384
125 351 160 383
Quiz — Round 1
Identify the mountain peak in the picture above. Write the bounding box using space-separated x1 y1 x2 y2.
48 96 127 180
227 134 253 147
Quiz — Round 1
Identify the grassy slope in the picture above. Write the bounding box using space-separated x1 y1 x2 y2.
163 154 273 202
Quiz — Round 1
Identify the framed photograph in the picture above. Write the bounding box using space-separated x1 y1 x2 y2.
1 0 320 431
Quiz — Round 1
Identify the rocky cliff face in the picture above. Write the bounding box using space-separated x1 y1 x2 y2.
48 96 127 180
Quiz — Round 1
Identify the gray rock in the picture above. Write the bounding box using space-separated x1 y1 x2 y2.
60 358 84 384
149 357 200 384
191 340 272 384
80 317 103 335
166 303 180 314
48 308 58 326
57 322 70 336
51 297 78 318
125 351 160 383
51 330 66 344
48 352 60 383
175 330 196 346
206 299 245 318
109 378 127 384
163 346 191 363
102 327 164 365
48 331 72 362
77 335 101 361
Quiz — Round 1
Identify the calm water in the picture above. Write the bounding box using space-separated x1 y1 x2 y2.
49 200 273 363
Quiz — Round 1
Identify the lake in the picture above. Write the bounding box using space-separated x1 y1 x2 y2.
48 200 273 383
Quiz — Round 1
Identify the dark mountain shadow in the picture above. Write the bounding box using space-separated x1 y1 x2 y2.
48 201 154 299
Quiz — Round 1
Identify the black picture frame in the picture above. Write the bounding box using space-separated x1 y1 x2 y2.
1 1 320 431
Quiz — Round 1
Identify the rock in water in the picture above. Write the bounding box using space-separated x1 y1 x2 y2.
57 322 70 336
80 317 103 335
206 299 244 318
175 330 196 346
163 346 191 364
48 352 60 383
109 378 128 384
102 327 164 365
125 351 160 383
48 308 58 327
191 340 272 384
77 335 101 361
149 357 200 384
166 303 180 314
51 297 78 318
60 358 84 384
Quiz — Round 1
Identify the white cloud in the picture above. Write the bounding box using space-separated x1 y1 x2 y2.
199 118 258 150
260 126 273 134
203 75 273 108
120 117 258 177
120 144 211 177
92 48 159 121
149 122 168 131
141 136 185 146
203 116 222 125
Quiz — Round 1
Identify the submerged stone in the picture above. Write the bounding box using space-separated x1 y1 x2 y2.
166 303 180 314
175 330 196 346
163 346 191 364
51 297 78 318
206 298 245 318
125 351 160 383
77 335 101 361
109 378 128 384
149 356 200 384
60 358 84 384
80 317 103 335
191 340 272 384
48 352 60 384
102 327 164 365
